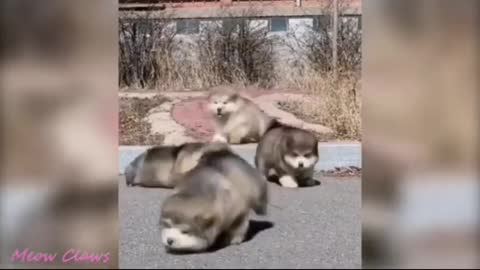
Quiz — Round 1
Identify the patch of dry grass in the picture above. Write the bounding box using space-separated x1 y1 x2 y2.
278 71 361 141
119 96 168 145
119 9 276 91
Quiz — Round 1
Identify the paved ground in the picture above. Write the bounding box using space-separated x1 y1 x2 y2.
120 174 361 269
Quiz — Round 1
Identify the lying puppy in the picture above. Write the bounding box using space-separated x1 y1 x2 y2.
125 142 228 188
160 148 268 252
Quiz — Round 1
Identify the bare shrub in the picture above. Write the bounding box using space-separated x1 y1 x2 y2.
196 9 276 88
285 1 361 73
119 8 276 90
119 11 177 89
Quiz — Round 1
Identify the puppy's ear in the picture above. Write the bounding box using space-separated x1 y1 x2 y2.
160 218 173 228
229 92 241 101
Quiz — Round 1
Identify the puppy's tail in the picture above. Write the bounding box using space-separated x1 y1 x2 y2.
124 152 144 187
265 118 284 133
252 183 268 216
124 164 136 187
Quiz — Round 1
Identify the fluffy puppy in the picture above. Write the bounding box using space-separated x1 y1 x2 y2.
255 125 320 188
207 87 277 144
160 148 268 252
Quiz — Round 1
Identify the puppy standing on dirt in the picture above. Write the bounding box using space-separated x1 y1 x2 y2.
207 87 277 144
160 148 268 252
255 125 320 188
125 142 228 188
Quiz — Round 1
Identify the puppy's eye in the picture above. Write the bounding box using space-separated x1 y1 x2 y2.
180 229 190 234
223 101 227 105
304 153 312 158
292 153 299 157
214 101 218 104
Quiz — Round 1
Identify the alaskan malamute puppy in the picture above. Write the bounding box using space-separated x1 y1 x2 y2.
160 148 268 252
124 142 229 188
207 87 277 144
255 125 320 188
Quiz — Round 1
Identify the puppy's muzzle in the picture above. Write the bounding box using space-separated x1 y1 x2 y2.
298 162 304 168
216 108 222 115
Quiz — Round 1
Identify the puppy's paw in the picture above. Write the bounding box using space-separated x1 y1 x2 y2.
268 168 278 177
212 133 228 143
304 178 321 187
279 175 299 188
230 235 245 245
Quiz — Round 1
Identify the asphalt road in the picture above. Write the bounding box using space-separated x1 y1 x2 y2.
120 174 361 269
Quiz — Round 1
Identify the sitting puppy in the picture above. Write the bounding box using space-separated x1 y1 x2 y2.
160 148 268 253
255 125 320 188
125 142 228 188
207 87 277 144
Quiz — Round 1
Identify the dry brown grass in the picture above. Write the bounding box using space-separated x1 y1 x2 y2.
119 9 276 91
278 71 361 140
119 96 168 145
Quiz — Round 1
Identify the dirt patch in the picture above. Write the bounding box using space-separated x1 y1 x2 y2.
119 96 168 145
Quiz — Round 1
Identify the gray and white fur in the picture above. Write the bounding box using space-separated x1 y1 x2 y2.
255 125 320 188
125 142 229 188
207 88 277 144
160 148 268 252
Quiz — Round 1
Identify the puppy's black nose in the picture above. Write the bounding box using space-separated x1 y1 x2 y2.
299 162 304 168
217 108 222 114
167 238 174 246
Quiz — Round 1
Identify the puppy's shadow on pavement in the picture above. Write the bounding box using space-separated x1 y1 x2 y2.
245 220 274 242
206 220 274 253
